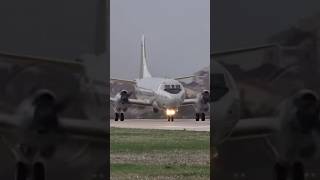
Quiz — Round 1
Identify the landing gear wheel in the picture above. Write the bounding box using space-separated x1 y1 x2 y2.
120 113 125 121
195 113 200 121
16 162 28 180
33 162 45 180
293 162 304 180
274 163 288 180
153 108 159 113
167 116 174 122
115 113 119 121
201 113 206 121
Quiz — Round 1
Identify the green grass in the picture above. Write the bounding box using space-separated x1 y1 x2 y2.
111 164 209 180
110 128 210 180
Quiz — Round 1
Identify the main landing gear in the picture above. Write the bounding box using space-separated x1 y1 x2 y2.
115 113 125 121
195 113 206 121
167 116 174 122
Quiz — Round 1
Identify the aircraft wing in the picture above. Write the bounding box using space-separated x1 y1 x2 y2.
0 51 83 69
174 75 206 81
0 112 107 141
110 78 136 84
128 98 152 106
109 97 152 106
0 114 19 133
211 44 278 58
181 98 197 106
175 75 197 81
58 118 107 141
227 117 279 140
110 97 116 103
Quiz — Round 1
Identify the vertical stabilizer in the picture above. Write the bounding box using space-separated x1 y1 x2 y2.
139 35 152 78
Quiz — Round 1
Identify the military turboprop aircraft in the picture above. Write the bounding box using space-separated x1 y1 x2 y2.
0 0 108 179
110 35 210 122
212 44 320 180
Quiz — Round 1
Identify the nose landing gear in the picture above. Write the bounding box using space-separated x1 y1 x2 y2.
167 116 174 122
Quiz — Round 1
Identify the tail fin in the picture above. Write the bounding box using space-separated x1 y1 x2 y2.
139 35 152 78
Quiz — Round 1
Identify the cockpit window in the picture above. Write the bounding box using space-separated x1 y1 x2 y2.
163 84 181 94
213 73 229 101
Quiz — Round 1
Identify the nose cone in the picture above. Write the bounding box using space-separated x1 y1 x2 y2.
163 94 184 108
166 98 180 108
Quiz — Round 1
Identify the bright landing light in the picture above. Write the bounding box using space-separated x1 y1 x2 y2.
166 109 176 116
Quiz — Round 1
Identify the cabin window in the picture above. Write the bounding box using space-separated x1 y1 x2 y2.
163 84 181 94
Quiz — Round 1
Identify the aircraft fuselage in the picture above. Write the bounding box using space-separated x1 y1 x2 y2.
135 77 185 113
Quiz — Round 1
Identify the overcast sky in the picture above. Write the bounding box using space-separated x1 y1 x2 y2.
213 0 320 52
110 0 210 79
0 0 320 79
0 0 99 59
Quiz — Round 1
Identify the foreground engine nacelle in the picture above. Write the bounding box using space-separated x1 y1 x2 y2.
13 89 63 160
276 89 320 161
17 89 61 134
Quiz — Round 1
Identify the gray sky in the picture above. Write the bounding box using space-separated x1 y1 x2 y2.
213 0 320 52
0 0 99 59
110 0 210 79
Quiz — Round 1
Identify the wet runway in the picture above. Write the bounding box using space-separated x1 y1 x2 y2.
110 119 210 131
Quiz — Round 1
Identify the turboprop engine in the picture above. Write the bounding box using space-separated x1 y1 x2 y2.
192 90 210 121
112 90 132 121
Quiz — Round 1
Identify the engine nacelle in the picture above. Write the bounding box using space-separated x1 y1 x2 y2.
279 89 320 132
113 90 131 112
193 90 210 113
152 101 160 113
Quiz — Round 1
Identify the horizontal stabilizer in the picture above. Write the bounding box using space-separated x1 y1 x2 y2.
175 75 206 81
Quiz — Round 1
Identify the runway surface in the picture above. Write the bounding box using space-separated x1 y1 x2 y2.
110 119 210 132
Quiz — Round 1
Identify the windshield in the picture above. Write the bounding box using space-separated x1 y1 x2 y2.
213 73 229 101
163 84 181 94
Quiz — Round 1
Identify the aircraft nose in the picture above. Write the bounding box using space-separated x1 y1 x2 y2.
165 96 182 108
